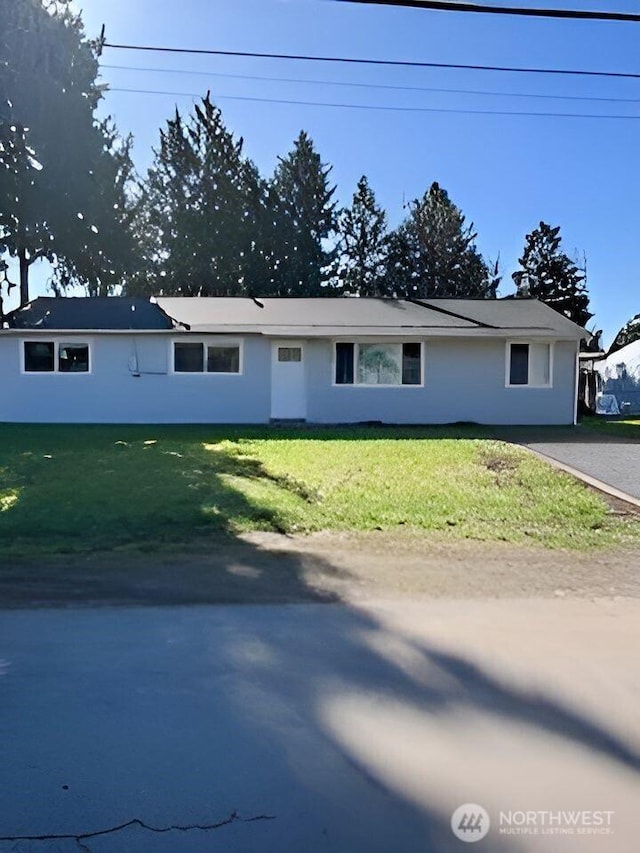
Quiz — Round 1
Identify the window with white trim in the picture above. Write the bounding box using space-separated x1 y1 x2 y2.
277 346 302 363
507 342 552 387
23 341 90 373
173 341 241 374
335 342 422 386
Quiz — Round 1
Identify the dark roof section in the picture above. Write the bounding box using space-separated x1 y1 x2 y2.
7 297 176 331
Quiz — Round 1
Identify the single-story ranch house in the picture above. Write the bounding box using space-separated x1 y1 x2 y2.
0 296 587 425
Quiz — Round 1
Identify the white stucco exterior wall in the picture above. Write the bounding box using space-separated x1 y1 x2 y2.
0 334 271 424
305 337 577 425
0 333 578 425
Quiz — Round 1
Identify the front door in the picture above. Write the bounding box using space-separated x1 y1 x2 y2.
270 341 306 420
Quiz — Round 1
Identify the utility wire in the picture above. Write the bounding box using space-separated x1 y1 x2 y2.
102 42 640 80
336 0 640 22
109 86 640 119
102 63 640 105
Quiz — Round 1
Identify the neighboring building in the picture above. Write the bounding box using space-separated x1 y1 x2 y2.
596 338 640 416
578 351 606 415
0 296 587 425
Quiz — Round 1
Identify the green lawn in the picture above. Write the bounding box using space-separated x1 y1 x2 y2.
582 416 640 441
0 423 638 557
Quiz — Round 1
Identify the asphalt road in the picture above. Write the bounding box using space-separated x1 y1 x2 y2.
1 598 638 852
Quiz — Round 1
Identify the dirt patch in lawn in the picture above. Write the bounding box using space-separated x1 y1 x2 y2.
2 530 639 608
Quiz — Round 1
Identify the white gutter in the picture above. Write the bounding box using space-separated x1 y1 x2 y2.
1 328 585 340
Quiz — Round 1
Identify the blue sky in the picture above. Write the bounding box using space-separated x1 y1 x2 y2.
30 0 640 344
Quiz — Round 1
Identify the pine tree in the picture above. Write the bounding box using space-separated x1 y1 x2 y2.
512 222 592 327
52 119 137 296
609 314 640 354
132 94 268 296
0 0 135 309
385 182 496 298
270 131 338 296
337 176 388 296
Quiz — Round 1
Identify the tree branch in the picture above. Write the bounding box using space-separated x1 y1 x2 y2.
26 248 48 265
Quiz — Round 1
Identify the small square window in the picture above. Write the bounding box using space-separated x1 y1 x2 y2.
207 346 239 373
24 342 54 372
278 347 302 363
174 342 204 372
59 344 89 373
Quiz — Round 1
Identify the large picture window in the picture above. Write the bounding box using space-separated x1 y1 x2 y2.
173 341 241 374
335 342 422 386
24 341 89 373
507 342 552 387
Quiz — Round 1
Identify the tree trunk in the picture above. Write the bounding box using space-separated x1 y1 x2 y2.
18 248 29 306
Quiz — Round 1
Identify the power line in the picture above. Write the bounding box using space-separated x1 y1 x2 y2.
336 0 640 22
102 62 640 105
109 86 640 120
102 42 640 80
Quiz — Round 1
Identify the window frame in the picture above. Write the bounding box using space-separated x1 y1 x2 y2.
170 337 243 375
277 345 303 363
332 340 425 388
505 340 554 389
21 338 92 375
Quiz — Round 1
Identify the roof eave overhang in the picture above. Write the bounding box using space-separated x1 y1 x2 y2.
1 328 177 335
184 326 585 339
1 326 585 340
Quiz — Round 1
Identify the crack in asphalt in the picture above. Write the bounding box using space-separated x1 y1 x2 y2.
1 810 276 850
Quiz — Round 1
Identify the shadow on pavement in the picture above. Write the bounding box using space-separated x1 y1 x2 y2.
1 428 638 851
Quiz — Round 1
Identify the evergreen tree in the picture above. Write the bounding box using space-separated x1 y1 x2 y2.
0 0 135 309
337 176 388 296
385 182 496 298
609 314 640 354
131 94 269 296
52 119 137 296
270 131 338 296
512 221 592 327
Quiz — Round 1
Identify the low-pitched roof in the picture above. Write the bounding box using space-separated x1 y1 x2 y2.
4 295 586 339
154 296 586 339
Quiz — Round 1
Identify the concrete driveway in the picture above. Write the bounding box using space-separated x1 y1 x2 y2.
500 427 640 503
1 598 639 852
